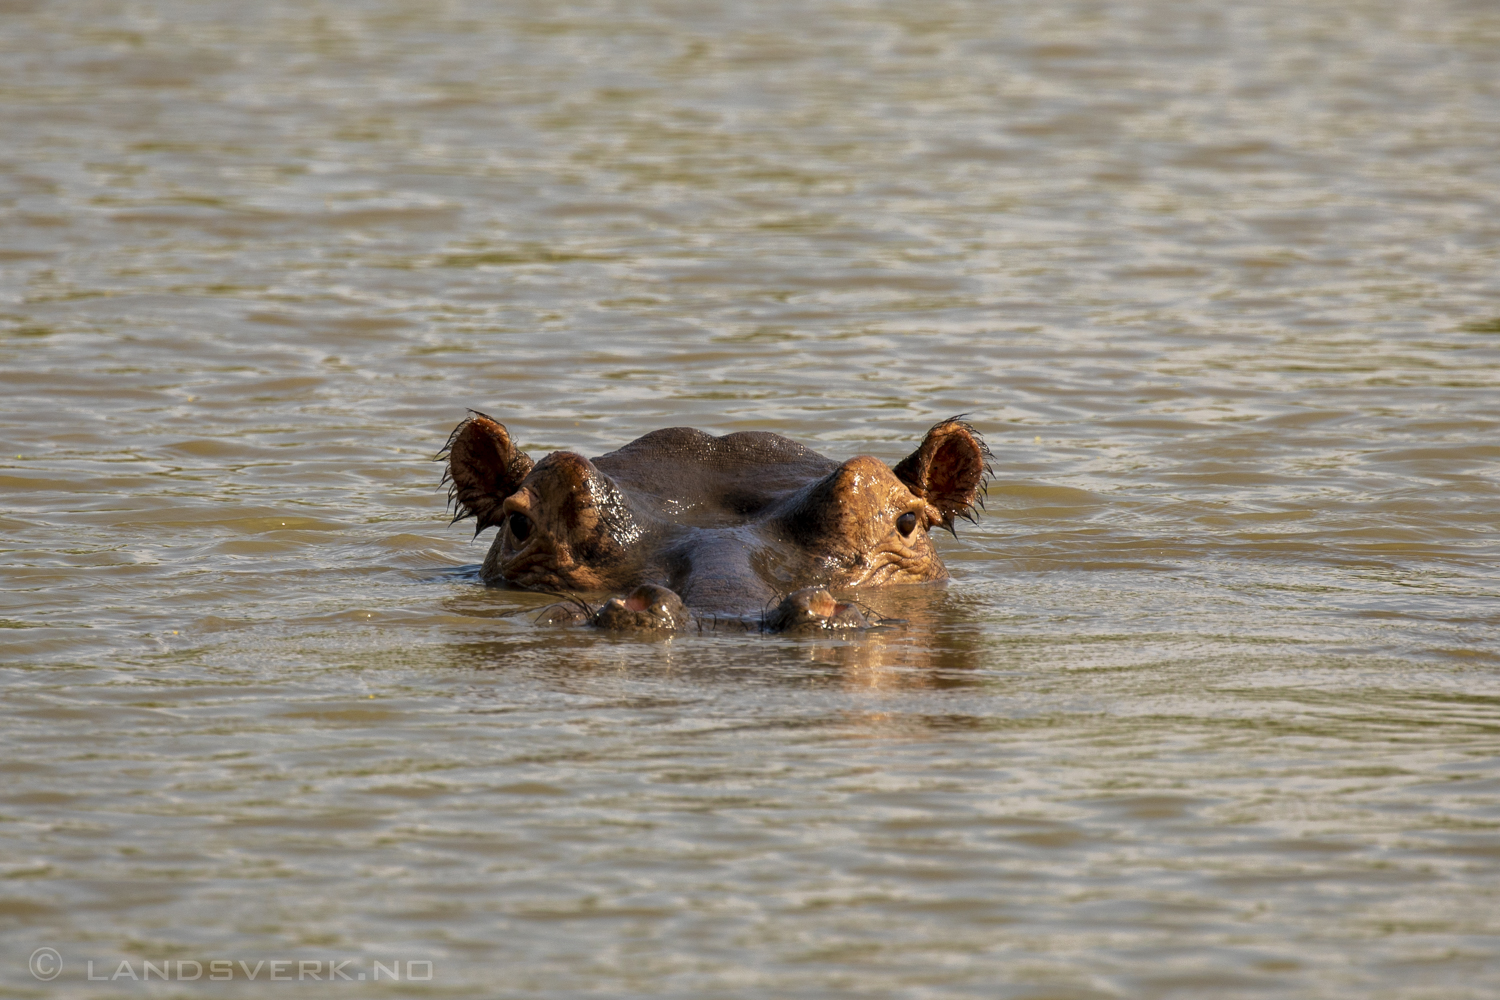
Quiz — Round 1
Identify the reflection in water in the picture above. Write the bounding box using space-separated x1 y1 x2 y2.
438 580 990 693
3 0 1499 995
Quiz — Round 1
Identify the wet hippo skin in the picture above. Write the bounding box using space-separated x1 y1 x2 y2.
441 414 990 632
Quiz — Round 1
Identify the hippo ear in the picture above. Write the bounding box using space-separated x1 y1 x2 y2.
892 418 992 533
439 412 534 534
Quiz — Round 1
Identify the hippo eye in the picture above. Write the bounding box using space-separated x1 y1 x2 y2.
897 511 918 536
507 512 533 542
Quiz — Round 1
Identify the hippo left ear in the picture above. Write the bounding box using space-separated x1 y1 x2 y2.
440 412 534 535
892 418 992 533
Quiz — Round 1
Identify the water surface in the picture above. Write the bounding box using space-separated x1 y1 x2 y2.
3 1 1499 996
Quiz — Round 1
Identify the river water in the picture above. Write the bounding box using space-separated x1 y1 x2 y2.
3 1 1499 996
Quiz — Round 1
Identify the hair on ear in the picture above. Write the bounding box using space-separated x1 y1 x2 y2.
437 411 534 534
892 416 992 534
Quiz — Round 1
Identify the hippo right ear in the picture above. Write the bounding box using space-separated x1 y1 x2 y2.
439 412 534 534
892 418 992 533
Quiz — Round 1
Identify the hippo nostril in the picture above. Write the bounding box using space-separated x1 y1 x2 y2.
508 512 533 542
897 511 918 536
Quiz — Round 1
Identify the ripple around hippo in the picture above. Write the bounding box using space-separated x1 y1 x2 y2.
440 414 991 632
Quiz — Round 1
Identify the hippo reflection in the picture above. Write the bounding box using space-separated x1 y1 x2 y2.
441 414 989 632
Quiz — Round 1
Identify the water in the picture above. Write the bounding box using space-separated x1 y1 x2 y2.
3 0 1499 996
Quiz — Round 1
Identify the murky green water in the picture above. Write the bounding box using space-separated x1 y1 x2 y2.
4 1 1499 996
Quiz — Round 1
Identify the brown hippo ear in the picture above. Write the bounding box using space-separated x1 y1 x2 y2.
439 412 534 534
892 417 992 534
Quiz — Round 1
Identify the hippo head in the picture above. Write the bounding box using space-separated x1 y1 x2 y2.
442 414 989 628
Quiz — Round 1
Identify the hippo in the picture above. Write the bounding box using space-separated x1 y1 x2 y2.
441 414 990 632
